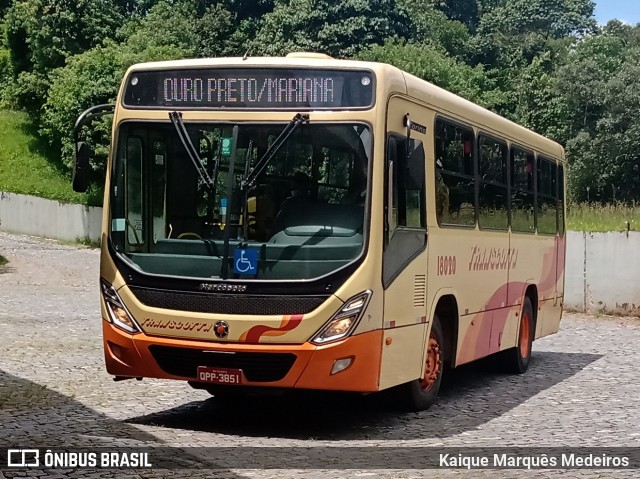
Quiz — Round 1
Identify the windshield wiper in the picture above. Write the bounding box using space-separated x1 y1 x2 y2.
241 113 309 190
169 111 215 191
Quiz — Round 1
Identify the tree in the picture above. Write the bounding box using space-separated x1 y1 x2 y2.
511 52 569 141
123 0 202 55
4 0 134 115
397 0 472 59
477 0 596 39
6 0 133 74
470 0 596 73
251 0 413 58
561 40 640 202
41 40 190 183
434 0 480 31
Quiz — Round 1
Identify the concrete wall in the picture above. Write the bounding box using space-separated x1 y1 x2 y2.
564 230 640 315
0 191 102 242
0 191 638 314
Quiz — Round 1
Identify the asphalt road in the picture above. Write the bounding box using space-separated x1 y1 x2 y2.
1 231 638 478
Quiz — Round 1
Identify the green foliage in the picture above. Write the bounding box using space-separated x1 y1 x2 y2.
122 1 200 55
477 0 596 39
252 0 413 58
434 0 480 30
196 3 235 57
4 0 37 75
0 46 12 96
0 0 11 16
512 52 569 140
3 71 50 114
470 0 596 93
4 0 131 114
0 110 92 204
42 40 190 179
557 29 640 202
397 0 472 58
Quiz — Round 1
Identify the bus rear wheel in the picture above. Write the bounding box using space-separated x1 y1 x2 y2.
401 316 444 411
503 297 534 374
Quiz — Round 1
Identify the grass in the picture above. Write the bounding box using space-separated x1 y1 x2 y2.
567 203 640 232
0 254 7 266
0 110 91 205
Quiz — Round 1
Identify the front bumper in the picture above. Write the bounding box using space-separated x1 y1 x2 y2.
103 320 383 392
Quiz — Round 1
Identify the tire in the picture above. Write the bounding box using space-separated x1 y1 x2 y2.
503 296 534 374
400 315 445 412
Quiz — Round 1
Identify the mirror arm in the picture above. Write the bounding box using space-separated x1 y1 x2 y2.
73 104 115 144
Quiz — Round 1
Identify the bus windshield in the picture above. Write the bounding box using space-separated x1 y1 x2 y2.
109 121 371 281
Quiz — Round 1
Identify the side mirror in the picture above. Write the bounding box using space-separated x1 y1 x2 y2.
72 141 90 193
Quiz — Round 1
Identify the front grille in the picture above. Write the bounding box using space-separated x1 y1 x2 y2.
149 345 297 382
130 286 327 315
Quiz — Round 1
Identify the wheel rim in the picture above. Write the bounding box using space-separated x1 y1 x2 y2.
519 312 531 359
420 334 441 391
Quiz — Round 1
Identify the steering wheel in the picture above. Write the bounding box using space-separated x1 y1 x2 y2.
178 232 202 240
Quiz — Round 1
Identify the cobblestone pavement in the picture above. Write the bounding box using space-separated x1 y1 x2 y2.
1 231 639 478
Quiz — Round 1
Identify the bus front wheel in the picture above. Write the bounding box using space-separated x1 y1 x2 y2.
400 316 444 412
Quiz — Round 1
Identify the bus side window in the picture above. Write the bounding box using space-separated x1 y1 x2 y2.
435 118 475 226
558 164 565 235
404 139 426 228
510 147 535 233
478 135 508 230
537 156 557 234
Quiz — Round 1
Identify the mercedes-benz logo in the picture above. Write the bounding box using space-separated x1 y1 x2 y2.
214 321 229 338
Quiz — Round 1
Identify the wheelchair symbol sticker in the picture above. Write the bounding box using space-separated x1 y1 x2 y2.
233 249 257 275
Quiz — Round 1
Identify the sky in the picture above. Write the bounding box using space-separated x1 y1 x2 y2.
595 0 640 25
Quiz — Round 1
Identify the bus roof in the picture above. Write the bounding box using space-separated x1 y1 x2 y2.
124 55 397 75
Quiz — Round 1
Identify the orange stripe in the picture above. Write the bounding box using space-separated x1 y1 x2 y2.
239 314 304 343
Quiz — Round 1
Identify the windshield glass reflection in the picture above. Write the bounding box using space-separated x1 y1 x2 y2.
110 122 371 280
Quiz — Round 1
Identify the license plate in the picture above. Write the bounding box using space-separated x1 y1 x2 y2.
196 366 243 385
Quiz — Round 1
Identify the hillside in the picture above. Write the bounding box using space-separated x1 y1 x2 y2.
0 110 89 204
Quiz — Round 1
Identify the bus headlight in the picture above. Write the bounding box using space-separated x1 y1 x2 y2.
311 291 371 345
100 279 141 334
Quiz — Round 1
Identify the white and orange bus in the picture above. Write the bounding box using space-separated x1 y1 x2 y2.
73 53 566 410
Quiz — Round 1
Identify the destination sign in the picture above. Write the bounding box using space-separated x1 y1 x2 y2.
123 68 375 109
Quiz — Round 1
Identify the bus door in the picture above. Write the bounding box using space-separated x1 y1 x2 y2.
379 97 430 389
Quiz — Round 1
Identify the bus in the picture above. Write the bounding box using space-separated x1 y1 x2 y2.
72 53 566 411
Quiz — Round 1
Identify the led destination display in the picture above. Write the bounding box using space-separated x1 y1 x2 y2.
124 68 375 109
